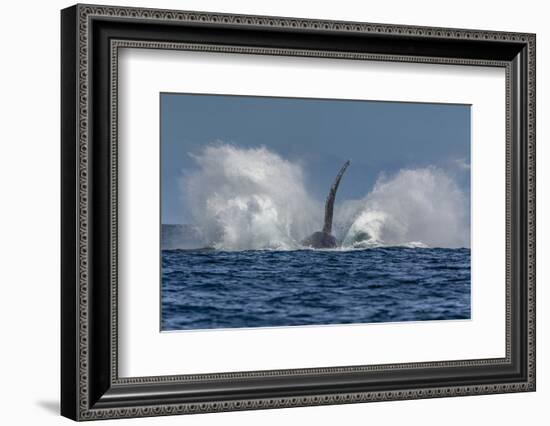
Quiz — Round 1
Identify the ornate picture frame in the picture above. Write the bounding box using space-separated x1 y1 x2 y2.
61 3 535 421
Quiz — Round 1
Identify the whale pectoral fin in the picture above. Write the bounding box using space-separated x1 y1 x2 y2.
323 160 350 234
303 160 350 249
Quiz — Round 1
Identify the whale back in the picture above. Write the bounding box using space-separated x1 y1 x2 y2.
322 160 350 234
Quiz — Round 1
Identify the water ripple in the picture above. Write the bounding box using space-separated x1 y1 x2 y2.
161 247 470 330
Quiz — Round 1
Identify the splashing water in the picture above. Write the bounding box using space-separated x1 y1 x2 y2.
338 168 469 248
183 145 319 250
180 145 469 250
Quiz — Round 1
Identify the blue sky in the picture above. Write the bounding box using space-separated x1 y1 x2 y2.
161 93 470 225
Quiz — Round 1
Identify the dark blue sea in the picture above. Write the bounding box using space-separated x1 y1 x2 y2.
161 247 470 331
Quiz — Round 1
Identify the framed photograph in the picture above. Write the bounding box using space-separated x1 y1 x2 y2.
61 4 536 421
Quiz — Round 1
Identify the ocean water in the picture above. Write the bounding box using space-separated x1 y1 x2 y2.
161 247 470 331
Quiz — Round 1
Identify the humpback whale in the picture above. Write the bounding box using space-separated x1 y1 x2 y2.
302 160 351 249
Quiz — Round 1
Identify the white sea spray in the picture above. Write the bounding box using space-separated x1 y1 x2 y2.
181 145 469 250
337 167 469 248
182 144 320 250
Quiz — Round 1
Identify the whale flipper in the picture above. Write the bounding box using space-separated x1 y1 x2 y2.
302 160 350 249
323 160 350 234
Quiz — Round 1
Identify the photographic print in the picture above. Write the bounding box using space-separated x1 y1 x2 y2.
160 93 471 331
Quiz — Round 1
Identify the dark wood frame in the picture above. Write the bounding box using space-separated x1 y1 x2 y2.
61 3 536 421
